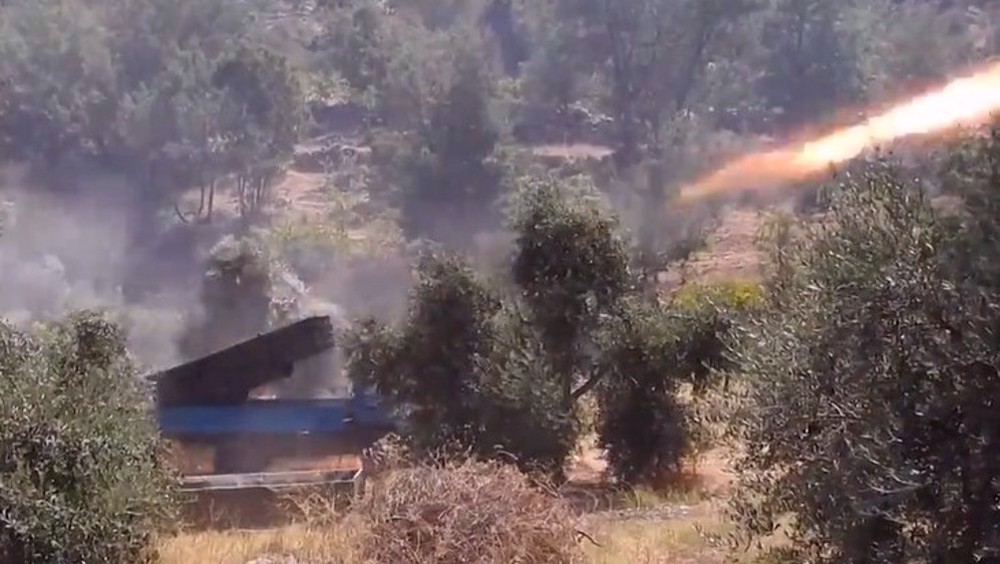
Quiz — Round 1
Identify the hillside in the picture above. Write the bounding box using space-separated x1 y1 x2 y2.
4 0 1000 562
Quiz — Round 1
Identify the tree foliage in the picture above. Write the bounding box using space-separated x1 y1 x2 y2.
0 0 119 165
0 0 305 215
474 303 579 473
315 0 452 128
594 297 694 484
0 312 176 564
344 251 578 473
346 254 500 449
396 32 503 244
755 0 883 126
729 145 1000 561
546 0 759 164
510 176 632 401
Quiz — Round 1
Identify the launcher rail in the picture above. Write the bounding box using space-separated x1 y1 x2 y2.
148 315 336 407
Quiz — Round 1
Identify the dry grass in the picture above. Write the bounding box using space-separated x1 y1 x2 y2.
160 512 737 564
159 498 731 564
161 458 583 564
582 511 730 564
577 448 737 564
160 512 789 564
158 522 362 564
160 504 738 564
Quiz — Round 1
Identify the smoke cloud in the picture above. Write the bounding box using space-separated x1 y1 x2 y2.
0 167 195 371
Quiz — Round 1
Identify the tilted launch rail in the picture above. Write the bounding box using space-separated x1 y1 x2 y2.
148 315 337 407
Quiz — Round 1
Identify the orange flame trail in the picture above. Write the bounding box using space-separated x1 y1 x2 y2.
679 61 1000 203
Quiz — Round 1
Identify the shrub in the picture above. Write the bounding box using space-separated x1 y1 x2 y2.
668 281 763 393
475 304 579 475
595 297 695 485
358 459 581 564
0 312 176 564
344 253 501 451
670 280 763 312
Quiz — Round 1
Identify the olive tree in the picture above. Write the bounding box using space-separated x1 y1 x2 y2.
0 312 176 563
729 154 1000 562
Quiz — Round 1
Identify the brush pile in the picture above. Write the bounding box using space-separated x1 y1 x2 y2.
359 459 582 564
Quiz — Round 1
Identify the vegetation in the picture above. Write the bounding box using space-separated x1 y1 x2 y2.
2 0 1000 561
0 313 176 563
344 176 728 480
359 458 581 564
727 136 1000 562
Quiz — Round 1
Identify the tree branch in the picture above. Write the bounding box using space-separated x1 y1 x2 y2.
571 371 603 400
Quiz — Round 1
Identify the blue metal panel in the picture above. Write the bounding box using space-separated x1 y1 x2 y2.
157 396 393 436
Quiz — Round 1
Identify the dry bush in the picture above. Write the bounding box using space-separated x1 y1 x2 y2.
358 459 583 564
361 432 415 478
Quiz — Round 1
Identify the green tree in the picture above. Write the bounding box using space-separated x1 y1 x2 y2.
213 45 306 217
510 175 632 405
755 0 884 126
345 253 502 450
344 253 578 474
117 60 231 218
397 32 503 244
594 297 694 484
104 0 252 213
0 0 314 225
516 21 586 138
865 0 984 99
0 0 118 165
348 173 713 481
316 0 449 128
106 0 248 93
552 0 759 165
476 303 578 473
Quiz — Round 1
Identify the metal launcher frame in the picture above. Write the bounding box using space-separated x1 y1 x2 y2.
147 316 394 527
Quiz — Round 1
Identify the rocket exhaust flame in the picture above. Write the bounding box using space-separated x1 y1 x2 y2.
680 61 1000 203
